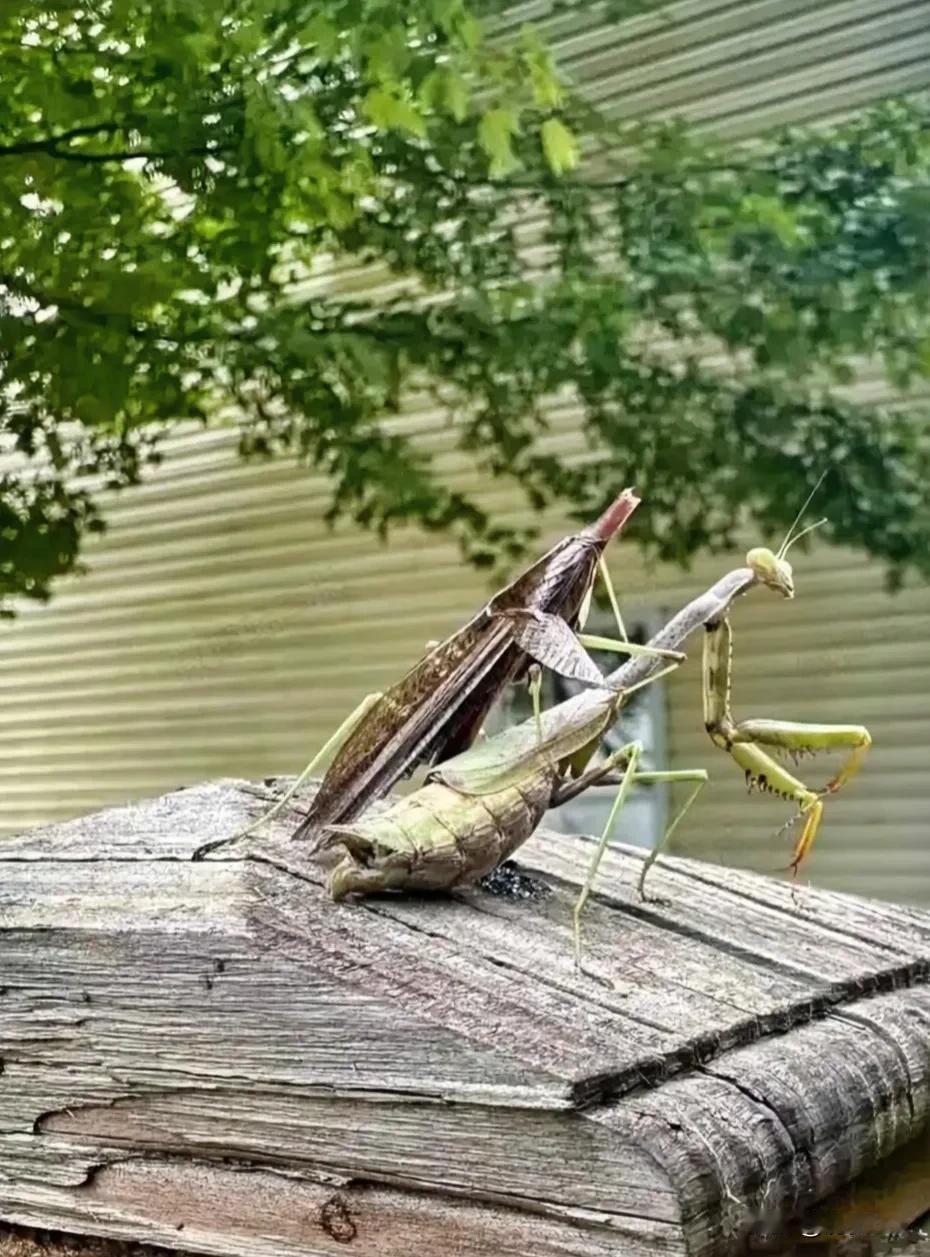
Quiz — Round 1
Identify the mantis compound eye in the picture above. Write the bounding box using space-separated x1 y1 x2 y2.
746 547 795 598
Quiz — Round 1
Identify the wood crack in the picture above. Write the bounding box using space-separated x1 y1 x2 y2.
243 848 930 1109
644 860 929 961
555 872 929 996
696 1063 813 1205
5 781 930 1256
830 1008 917 1124
0 856 192 865
37 1116 670 1232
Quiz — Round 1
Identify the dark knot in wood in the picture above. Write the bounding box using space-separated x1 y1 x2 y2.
320 1194 357 1244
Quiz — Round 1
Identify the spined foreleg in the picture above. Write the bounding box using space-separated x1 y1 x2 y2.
704 616 870 872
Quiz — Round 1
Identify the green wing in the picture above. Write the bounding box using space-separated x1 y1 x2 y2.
433 689 618 796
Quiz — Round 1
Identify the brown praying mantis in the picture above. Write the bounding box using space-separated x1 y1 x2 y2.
307 509 870 965
196 488 682 861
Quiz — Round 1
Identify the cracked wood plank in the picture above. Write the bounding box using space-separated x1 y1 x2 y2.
1 779 930 1257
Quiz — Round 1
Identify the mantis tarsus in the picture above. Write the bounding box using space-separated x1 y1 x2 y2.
306 519 870 966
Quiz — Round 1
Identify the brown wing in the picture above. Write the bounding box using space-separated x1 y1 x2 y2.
293 616 514 843
293 489 638 843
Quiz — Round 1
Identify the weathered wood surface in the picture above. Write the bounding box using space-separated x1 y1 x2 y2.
2 779 930 1257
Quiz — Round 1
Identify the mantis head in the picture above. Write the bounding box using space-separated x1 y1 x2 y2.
746 547 794 598
746 472 830 599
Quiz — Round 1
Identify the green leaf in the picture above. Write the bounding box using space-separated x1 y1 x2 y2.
741 193 801 246
541 117 578 175
444 70 469 123
521 27 564 109
418 68 469 122
457 12 483 51
363 87 427 138
365 25 411 83
418 69 444 111
478 106 520 177
300 14 340 59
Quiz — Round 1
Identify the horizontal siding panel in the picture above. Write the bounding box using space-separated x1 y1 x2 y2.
3 639 929 709
552 0 899 69
693 50 930 138
2 738 928 774
2 619 930 701
5 586 930 690
584 4 930 113
1 0 928 909
5 582 926 659
0 678 922 728
503 0 930 138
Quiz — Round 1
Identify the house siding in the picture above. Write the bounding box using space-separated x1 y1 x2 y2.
2 0 929 902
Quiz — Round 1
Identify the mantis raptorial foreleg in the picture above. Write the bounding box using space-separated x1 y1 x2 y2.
704 615 871 872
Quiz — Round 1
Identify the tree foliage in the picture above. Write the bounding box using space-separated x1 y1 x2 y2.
1 0 929 611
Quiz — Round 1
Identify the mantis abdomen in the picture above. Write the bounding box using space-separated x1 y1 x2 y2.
316 773 558 899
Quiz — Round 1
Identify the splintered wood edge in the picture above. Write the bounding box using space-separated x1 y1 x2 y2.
596 985 930 1255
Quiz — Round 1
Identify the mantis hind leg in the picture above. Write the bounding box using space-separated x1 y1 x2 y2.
553 734 709 965
704 615 870 874
567 740 643 971
248 692 384 829
528 663 544 746
558 758 709 900
635 770 709 898
598 554 627 642
193 691 383 860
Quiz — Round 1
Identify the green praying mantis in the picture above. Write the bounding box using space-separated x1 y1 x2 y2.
196 488 870 966
305 504 870 965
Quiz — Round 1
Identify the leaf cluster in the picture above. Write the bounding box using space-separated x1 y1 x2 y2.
1 0 929 607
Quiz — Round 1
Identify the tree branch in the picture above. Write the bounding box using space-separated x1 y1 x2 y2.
0 272 418 354
50 144 228 164
0 122 121 157
429 160 778 195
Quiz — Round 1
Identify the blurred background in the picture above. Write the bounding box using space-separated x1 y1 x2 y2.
2 0 929 903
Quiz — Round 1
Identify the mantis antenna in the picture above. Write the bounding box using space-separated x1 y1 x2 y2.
776 468 829 559
781 515 828 556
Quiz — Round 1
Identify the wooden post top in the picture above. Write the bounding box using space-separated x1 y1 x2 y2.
2 779 929 1256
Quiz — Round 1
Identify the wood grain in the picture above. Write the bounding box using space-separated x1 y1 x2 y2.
2 780 930 1257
